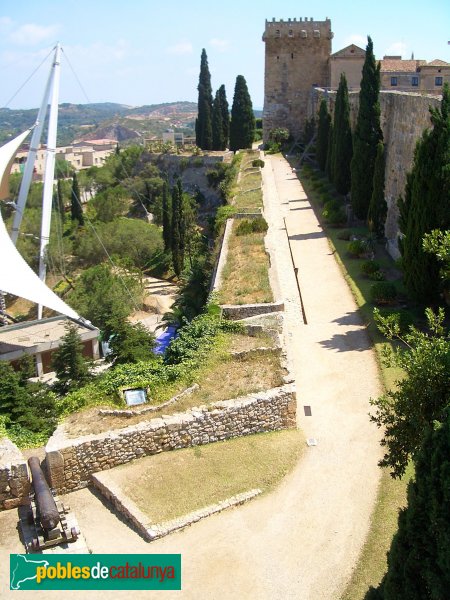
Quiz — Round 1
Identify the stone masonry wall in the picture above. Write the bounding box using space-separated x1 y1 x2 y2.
45 384 296 494
0 438 29 510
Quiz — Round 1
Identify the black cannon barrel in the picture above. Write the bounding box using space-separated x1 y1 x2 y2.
28 457 60 531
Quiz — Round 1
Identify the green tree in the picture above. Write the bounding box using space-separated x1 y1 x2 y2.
423 229 450 294
56 178 65 224
212 90 225 151
350 36 383 219
107 321 156 365
398 84 450 303
229 75 255 151
376 409 450 599
316 98 331 172
368 141 387 238
171 179 185 276
195 49 213 150
90 185 128 222
325 122 334 181
218 84 230 148
162 180 172 253
51 323 92 395
370 307 450 478
70 172 84 225
331 74 353 194
0 361 28 425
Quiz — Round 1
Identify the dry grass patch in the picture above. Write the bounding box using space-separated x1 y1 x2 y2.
227 331 277 352
219 223 273 305
114 429 304 523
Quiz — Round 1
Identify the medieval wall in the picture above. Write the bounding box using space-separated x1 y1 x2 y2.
0 438 29 510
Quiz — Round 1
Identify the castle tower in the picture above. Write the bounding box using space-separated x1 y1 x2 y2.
262 17 333 142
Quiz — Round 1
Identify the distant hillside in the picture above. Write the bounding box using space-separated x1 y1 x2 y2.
0 101 197 146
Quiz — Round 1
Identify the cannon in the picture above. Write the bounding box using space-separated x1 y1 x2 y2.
24 456 78 551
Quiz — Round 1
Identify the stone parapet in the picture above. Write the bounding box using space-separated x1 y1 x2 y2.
0 438 29 510
221 301 285 320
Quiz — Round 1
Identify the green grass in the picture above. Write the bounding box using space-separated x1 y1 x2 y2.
116 429 304 523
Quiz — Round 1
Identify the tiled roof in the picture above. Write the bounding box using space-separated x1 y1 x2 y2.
379 59 420 73
428 59 450 66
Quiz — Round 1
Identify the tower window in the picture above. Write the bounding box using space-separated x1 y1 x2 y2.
390 77 398 86
291 53 294 59
411 76 419 86
301 30 307 38
313 30 320 38
288 29 294 37
275 29 280 37
435 76 443 86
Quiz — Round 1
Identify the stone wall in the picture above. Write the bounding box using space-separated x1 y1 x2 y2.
314 89 441 257
45 384 297 494
0 438 29 510
221 301 285 320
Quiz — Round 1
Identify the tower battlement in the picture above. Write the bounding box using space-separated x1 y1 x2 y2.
263 17 333 40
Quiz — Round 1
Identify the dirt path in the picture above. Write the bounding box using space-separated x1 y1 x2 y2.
0 155 382 600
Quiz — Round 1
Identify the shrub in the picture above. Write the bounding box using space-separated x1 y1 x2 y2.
361 260 381 275
252 159 265 168
322 199 346 225
368 270 386 281
235 217 268 236
370 282 398 304
214 205 236 236
347 239 367 257
337 229 352 241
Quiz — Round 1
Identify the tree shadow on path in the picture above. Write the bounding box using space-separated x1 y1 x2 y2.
319 328 371 352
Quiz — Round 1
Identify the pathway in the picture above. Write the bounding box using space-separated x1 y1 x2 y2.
0 154 383 600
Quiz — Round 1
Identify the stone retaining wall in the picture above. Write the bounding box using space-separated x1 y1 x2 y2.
0 438 29 510
221 301 285 320
45 384 296 494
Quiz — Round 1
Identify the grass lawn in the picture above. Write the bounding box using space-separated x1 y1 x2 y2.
234 150 263 211
295 166 415 599
218 221 273 305
115 429 304 523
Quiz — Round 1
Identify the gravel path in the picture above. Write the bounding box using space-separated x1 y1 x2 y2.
0 154 383 600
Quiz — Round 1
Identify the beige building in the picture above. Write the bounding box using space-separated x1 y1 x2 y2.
330 44 366 89
0 316 100 377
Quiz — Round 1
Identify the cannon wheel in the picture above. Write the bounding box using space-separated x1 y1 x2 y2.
31 538 40 551
70 527 78 542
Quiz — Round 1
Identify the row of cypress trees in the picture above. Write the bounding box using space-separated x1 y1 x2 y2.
195 49 255 152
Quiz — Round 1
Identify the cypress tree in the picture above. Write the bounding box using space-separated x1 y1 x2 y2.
325 121 334 181
195 49 213 150
398 83 450 303
316 98 331 172
162 181 171 253
350 36 383 219
57 178 65 224
331 73 353 194
218 84 230 149
212 90 225 151
171 179 184 277
368 141 387 238
70 172 84 225
229 75 255 151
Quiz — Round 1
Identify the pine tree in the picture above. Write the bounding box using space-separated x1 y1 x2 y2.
212 90 225 151
398 83 450 303
162 181 171 253
350 36 383 219
218 84 230 149
229 75 255 151
316 98 331 172
70 172 84 225
171 179 184 277
51 323 91 394
195 49 213 150
331 73 353 194
368 141 387 238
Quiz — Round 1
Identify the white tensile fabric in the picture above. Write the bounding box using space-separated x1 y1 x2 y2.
0 129 31 200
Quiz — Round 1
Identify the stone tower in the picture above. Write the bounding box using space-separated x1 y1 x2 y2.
262 17 333 142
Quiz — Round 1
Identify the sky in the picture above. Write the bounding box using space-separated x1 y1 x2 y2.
0 0 449 110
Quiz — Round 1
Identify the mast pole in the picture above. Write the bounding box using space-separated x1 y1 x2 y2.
10 56 54 245
38 43 61 319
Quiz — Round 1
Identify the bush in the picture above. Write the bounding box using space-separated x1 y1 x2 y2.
370 282 398 304
347 239 368 257
252 159 265 168
235 217 268 236
265 141 281 154
368 270 386 281
361 260 381 275
214 205 236 236
322 199 346 225
337 229 352 241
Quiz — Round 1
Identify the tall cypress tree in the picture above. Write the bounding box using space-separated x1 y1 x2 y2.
331 73 353 194
350 36 383 219
325 121 334 181
70 172 84 225
218 84 230 149
398 83 450 303
368 141 387 238
195 49 213 150
162 180 171 253
171 179 184 277
212 90 225 151
229 75 255 151
57 178 65 224
316 98 331 172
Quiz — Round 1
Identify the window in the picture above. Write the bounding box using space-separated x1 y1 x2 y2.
435 76 443 86
390 77 398 86
411 76 419 87
275 29 280 37
291 53 294 59
288 29 294 37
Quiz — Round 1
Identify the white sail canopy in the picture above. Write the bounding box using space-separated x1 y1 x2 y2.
0 129 31 200
0 131 85 324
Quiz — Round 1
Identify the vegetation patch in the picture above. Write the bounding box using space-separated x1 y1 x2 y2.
112 429 304 523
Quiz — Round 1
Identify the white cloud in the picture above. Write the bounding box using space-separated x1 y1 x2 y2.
9 23 59 46
209 38 230 52
383 41 408 58
0 16 13 29
166 41 193 55
342 34 367 49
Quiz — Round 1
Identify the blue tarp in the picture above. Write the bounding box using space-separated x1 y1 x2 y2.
153 325 177 355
